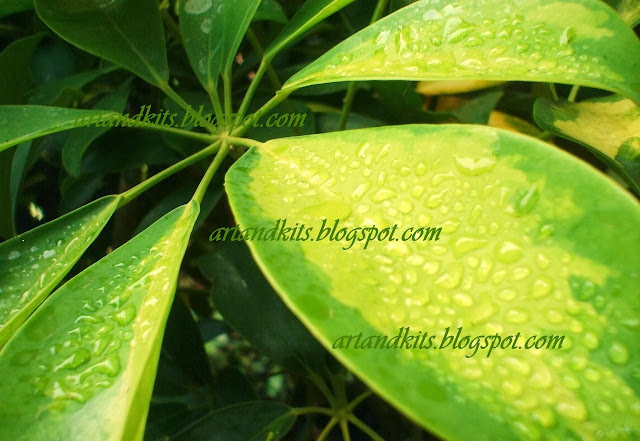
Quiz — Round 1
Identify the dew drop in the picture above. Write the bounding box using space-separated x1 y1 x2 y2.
608 342 629 365
184 0 212 14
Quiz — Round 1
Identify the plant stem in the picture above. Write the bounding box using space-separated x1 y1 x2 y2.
118 141 221 208
161 84 218 133
316 416 339 441
292 407 335 417
232 89 293 137
223 72 233 122
237 58 271 122
547 83 559 101
208 87 226 132
226 136 263 149
568 85 580 102
346 414 386 441
192 140 230 204
345 390 373 412
337 0 390 130
117 116 216 142
308 371 337 408
246 28 283 91
340 418 352 441
160 7 182 45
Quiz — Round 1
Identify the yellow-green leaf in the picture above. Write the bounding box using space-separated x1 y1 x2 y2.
226 125 640 441
0 202 199 441
0 195 121 347
534 95 640 195
283 0 640 104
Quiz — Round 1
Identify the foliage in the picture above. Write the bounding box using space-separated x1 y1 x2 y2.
0 1 638 440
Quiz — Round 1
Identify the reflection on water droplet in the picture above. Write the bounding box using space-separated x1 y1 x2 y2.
494 240 522 263
184 0 212 14
8 251 20 260
608 342 629 365
454 155 496 176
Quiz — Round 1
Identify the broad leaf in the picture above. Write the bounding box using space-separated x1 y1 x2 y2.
34 0 169 87
62 80 131 177
0 195 121 347
198 241 329 375
0 0 33 19
171 401 296 441
0 202 199 441
226 125 640 441
0 105 120 153
180 0 261 93
254 0 287 24
607 0 640 27
534 95 640 195
283 0 640 104
264 0 356 61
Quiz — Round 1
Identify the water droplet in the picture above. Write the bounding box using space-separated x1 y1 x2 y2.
557 401 587 421
184 0 212 14
454 155 496 176
494 240 522 263
608 342 629 365
7 251 20 260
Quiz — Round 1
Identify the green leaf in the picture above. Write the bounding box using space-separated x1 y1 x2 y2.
171 401 296 441
0 105 120 153
254 0 287 24
0 195 121 347
27 65 118 106
534 95 640 195
198 241 329 375
226 125 640 441
0 141 31 240
0 33 44 105
605 0 640 27
0 0 33 19
62 80 131 177
34 0 169 87
283 0 640 104
179 0 261 93
0 202 199 441
264 0 356 61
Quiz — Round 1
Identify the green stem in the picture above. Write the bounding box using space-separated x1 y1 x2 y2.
292 407 335 417
345 390 373 412
226 136 263 149
119 141 221 207
337 0 390 131
117 116 216 142
237 58 271 122
208 88 226 132
346 415 386 441
308 371 337 408
160 8 182 45
340 418 352 441
246 28 283 90
223 72 233 124
192 140 230 204
161 84 218 133
568 85 580 102
232 89 293 138
547 83 559 101
316 416 339 441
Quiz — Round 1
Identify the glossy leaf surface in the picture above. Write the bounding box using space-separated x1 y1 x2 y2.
264 0 355 60
534 95 640 195
283 0 640 104
254 0 287 24
0 195 121 347
226 125 640 441
171 401 296 441
0 0 33 18
0 202 199 441
0 105 120 153
180 0 261 92
34 0 169 86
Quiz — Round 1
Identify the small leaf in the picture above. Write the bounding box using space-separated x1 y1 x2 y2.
264 0 356 60
0 105 120 153
0 195 121 347
198 241 329 375
0 202 199 441
534 95 640 194
226 125 640 440
34 0 169 87
283 0 640 104
254 0 287 24
62 80 131 177
180 0 261 93
171 401 296 441
0 0 33 19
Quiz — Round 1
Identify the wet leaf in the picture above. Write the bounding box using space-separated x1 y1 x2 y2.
0 105 120 153
264 0 356 60
534 95 640 194
226 125 640 441
34 0 169 86
283 0 640 104
0 195 121 347
0 202 199 441
180 0 261 93
27 65 118 106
